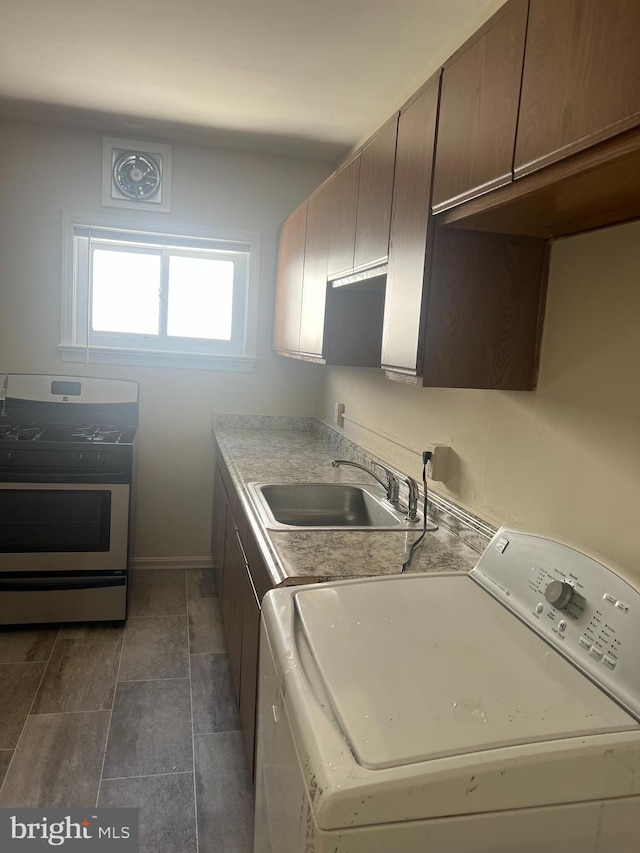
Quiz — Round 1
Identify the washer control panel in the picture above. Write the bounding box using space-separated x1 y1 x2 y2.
471 528 640 719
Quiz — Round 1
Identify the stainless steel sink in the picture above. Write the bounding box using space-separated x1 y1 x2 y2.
247 482 421 531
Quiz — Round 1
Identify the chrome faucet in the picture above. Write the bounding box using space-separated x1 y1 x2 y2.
331 459 400 506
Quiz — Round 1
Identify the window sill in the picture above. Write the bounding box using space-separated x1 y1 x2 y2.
58 345 257 372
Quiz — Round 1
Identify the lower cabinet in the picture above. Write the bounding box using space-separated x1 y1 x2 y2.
211 461 227 593
214 448 271 778
222 511 244 700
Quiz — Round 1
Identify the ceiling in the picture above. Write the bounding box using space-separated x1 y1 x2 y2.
0 0 504 161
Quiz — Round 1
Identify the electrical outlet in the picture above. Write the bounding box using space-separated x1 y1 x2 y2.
334 402 345 427
422 444 451 482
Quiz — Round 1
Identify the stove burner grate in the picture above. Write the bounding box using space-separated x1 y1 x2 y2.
0 423 45 442
0 423 133 444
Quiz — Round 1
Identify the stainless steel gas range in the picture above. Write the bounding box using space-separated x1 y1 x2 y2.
0 373 138 625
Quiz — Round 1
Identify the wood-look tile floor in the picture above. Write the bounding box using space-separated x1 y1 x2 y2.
0 568 254 853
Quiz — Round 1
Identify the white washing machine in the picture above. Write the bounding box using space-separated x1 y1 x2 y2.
253 528 640 853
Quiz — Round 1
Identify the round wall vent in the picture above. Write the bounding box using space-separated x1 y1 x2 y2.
102 137 172 212
113 151 161 200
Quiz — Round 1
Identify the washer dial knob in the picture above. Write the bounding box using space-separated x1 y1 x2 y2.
544 580 574 610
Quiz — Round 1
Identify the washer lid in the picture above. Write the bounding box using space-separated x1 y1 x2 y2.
294 575 638 770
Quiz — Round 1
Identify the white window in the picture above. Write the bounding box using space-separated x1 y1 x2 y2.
60 217 258 371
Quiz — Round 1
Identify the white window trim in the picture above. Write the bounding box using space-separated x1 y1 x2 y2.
59 212 260 371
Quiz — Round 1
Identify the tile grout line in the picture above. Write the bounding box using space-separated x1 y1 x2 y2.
117 676 191 684
95 623 127 808
189 651 226 657
28 708 118 718
0 624 61 800
186 573 200 853
101 770 193 783
117 613 188 619
189 727 241 737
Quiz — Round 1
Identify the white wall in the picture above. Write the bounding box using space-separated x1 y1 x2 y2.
320 221 640 579
0 119 329 565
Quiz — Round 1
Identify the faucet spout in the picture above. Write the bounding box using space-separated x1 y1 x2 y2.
332 459 400 507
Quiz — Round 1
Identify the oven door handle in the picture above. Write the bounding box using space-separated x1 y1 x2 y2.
0 577 126 592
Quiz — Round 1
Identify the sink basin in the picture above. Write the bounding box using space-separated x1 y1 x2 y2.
247 483 420 531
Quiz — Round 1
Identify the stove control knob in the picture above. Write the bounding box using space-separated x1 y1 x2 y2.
544 580 575 610
7 450 19 465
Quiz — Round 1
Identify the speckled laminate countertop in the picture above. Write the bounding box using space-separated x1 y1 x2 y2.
213 419 495 589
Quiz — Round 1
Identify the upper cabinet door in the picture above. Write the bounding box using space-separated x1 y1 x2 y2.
299 181 331 358
383 75 440 375
515 0 640 178
327 156 360 279
431 0 528 214
353 114 399 270
272 200 307 353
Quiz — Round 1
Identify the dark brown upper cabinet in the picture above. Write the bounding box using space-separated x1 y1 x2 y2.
353 114 399 271
274 120 397 367
421 226 548 390
515 0 640 178
441 0 640 237
272 200 307 355
279 174 384 367
299 181 331 359
327 155 360 279
384 73 549 390
432 0 528 214
327 114 399 281
383 76 440 377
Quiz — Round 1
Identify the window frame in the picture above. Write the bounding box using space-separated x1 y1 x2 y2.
59 213 259 372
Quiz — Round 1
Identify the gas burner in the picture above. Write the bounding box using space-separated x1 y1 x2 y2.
0 423 45 441
33 424 123 444
0 422 135 445
70 426 124 443
0 424 15 440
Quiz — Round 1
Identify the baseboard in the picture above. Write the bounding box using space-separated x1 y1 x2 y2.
131 557 214 570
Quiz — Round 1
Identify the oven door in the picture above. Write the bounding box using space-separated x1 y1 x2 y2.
0 482 129 572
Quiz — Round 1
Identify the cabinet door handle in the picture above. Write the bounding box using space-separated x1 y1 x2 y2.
272 704 279 723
